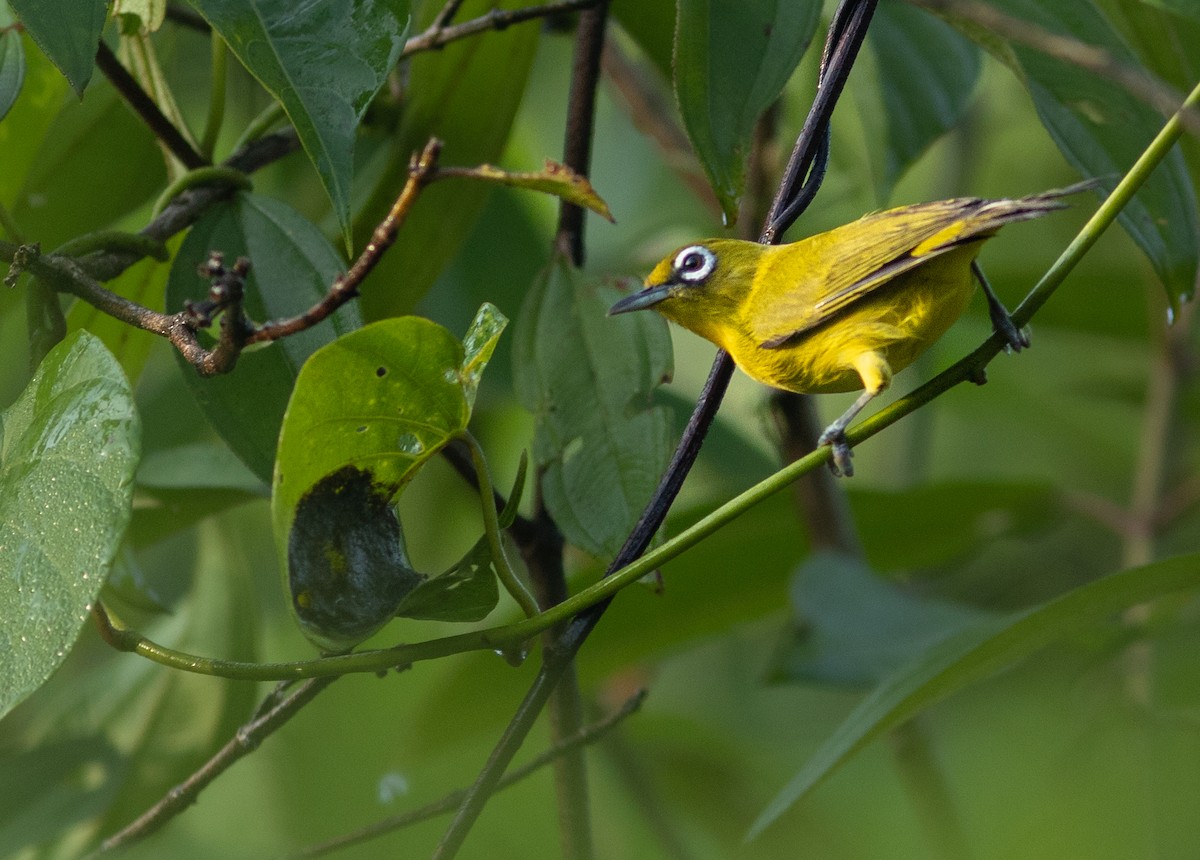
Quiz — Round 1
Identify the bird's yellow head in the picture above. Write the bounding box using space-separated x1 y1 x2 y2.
608 239 761 343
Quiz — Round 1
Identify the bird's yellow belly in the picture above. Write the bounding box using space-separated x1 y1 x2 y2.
730 267 975 394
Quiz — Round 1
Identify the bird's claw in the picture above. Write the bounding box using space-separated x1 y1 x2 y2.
991 308 1030 354
817 429 854 478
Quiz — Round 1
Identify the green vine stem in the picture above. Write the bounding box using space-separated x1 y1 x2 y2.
200 32 228 160
458 431 540 618
89 80 1199 684
151 166 253 219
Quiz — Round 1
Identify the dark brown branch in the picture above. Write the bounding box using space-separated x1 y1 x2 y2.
554 2 609 266
94 42 207 170
402 0 599 59
907 0 1200 139
93 676 338 854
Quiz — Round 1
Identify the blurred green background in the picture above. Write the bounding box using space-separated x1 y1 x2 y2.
3 2 1200 858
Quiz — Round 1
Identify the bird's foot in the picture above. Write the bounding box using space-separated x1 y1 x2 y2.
817 428 854 478
989 304 1030 354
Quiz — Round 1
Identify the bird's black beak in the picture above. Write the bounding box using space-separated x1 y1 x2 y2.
608 283 673 316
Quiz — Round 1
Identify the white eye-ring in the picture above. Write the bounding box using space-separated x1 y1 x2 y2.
672 245 716 284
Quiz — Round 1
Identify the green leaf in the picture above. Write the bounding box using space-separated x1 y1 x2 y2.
395 535 499 622
0 331 140 719
868 1 982 198
514 253 674 558
767 551 996 687
7 0 105 95
957 0 1200 309
354 0 539 320
748 553 1200 840
166 192 361 482
0 3 24 122
7 76 164 248
1140 0 1200 23
273 308 506 649
611 0 676 78
189 0 410 250
0 32 67 217
674 0 821 223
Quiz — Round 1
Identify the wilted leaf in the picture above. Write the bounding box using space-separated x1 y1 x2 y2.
273 307 507 649
445 161 614 222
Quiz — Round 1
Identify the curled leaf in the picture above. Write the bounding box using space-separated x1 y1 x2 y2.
443 160 615 222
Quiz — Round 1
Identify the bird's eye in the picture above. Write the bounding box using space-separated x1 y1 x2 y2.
672 245 716 284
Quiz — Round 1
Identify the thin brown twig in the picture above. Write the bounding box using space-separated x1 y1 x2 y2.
92 675 338 855
907 0 1200 139
245 138 444 344
1 139 445 375
94 42 207 170
402 0 598 58
292 690 648 859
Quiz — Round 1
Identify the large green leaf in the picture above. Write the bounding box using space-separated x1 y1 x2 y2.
0 331 140 719
189 0 410 249
355 0 538 320
0 33 68 212
767 551 995 687
8 75 164 249
868 1 982 198
7 0 105 95
513 253 674 558
273 306 506 650
951 0 1200 309
674 0 821 223
748 552 1200 839
611 0 676 78
166 192 361 482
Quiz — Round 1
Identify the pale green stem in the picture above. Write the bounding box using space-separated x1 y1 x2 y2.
92 83 1199 683
231 101 288 154
200 33 228 159
458 431 540 618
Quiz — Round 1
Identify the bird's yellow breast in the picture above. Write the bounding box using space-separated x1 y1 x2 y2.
722 244 979 394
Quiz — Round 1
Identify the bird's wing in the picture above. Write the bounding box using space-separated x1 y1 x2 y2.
749 197 1005 349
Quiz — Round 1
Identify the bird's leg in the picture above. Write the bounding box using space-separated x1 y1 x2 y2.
973 260 1029 352
817 352 891 478
818 389 875 477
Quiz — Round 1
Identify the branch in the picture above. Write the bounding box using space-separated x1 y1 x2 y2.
435 2 880 856
292 690 647 858
92 675 338 855
94 41 207 170
402 0 599 59
907 0 1200 139
245 138 443 345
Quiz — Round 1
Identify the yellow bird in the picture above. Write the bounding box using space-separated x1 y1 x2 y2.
610 185 1090 476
